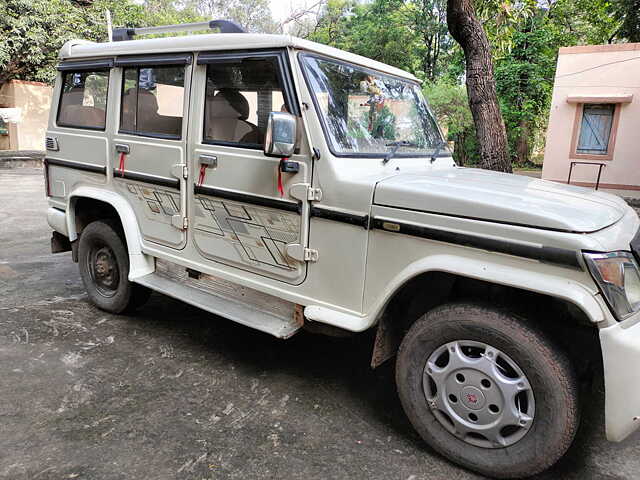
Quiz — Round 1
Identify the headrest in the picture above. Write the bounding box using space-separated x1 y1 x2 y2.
209 89 250 120
137 89 159 114
63 88 85 106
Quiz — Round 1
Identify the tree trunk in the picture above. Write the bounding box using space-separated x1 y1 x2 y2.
447 0 512 173
453 131 471 167
515 119 530 165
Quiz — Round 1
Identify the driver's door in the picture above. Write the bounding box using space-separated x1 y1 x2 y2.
187 50 310 285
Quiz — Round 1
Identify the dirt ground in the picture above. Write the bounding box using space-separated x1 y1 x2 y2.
2 168 640 480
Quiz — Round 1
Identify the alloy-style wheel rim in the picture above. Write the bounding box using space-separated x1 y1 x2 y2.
88 244 119 297
423 340 535 449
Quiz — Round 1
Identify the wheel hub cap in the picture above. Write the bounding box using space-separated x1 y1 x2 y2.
461 386 485 410
423 340 535 449
89 246 119 297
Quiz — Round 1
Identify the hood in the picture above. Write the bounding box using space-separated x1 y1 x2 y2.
373 167 627 233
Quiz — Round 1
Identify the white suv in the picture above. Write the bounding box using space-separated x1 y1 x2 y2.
44 20 640 478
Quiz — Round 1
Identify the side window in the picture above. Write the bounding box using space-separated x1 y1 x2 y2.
203 57 289 148
576 104 616 155
57 70 109 130
120 65 185 139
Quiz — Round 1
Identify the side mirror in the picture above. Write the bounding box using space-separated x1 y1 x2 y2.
264 112 297 158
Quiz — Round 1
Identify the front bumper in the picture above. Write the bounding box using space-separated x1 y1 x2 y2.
601 312 640 441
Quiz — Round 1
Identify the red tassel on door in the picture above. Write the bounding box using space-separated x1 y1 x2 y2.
198 164 207 187
277 158 286 197
118 152 126 177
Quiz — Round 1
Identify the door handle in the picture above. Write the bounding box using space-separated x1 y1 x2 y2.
115 143 130 154
197 155 217 187
199 154 217 168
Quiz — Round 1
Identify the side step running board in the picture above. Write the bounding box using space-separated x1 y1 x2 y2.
133 272 302 339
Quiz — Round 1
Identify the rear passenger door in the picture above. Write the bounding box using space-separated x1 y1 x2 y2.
188 50 310 284
112 54 191 249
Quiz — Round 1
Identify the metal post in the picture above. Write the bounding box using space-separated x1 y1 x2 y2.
595 163 604 190
106 10 112 42
567 161 605 190
567 162 575 185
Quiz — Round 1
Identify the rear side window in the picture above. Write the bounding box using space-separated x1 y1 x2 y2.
203 57 289 148
57 70 109 130
120 66 185 139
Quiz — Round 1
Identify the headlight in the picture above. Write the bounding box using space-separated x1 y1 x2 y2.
584 251 640 320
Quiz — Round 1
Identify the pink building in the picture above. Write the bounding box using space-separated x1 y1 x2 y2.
543 43 640 191
0 80 52 151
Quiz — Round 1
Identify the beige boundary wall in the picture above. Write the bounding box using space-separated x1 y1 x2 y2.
0 80 53 151
543 43 640 191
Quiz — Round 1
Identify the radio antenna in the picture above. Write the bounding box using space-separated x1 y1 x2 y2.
106 10 113 42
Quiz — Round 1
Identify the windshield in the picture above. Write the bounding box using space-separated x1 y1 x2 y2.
301 55 445 157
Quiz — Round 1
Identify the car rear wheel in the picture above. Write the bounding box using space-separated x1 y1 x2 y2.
78 219 150 314
396 302 579 479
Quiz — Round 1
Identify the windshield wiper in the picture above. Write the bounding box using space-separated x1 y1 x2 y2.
382 141 419 165
430 140 449 163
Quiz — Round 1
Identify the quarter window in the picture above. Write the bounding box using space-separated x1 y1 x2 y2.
120 66 185 138
57 70 109 130
576 104 615 155
203 57 289 148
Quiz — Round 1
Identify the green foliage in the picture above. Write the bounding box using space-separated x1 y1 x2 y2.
475 0 538 55
307 0 358 46
308 0 453 79
310 0 417 73
141 0 205 30
423 79 471 137
545 0 619 46
495 14 556 163
0 0 268 88
614 0 640 42
402 0 451 79
0 0 202 87
371 105 398 141
185 0 278 33
423 79 479 165
0 0 87 86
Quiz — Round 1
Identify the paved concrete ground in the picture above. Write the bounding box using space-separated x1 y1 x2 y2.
0 151 44 169
2 168 640 480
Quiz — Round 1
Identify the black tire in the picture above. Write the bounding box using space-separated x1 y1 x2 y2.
78 219 151 314
396 302 579 479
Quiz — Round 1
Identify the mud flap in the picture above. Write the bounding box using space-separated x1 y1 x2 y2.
51 231 71 254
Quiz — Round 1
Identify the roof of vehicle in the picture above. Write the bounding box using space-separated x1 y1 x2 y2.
59 33 419 82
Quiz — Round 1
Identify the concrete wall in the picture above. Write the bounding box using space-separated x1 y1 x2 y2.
0 130 11 150
543 44 640 190
0 80 52 151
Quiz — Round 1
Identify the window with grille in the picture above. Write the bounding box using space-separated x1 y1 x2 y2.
576 104 615 155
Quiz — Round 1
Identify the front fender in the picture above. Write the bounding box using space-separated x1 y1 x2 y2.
67 186 154 280
368 254 605 325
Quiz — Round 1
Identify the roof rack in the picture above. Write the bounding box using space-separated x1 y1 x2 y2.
112 19 246 42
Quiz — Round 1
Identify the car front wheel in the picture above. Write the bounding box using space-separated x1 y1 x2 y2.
396 302 579 479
